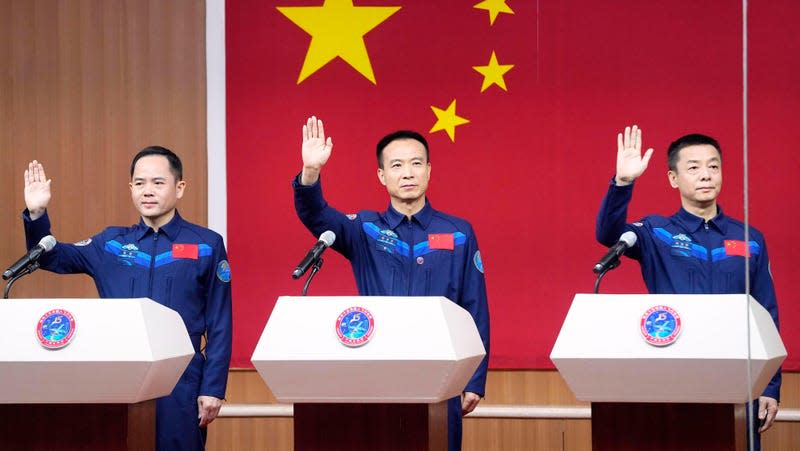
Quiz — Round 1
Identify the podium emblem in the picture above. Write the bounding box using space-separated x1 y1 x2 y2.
640 305 682 346
335 306 375 347
36 309 77 349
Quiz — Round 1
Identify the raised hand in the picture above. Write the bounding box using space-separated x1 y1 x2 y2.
615 125 654 185
24 160 52 220
300 116 333 185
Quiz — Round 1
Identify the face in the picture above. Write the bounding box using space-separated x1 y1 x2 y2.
377 138 431 205
667 144 722 210
129 155 185 228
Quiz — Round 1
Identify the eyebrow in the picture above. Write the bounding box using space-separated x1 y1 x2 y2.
132 176 168 181
685 157 720 164
389 157 425 164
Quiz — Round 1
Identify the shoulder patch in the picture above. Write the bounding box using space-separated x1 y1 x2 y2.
473 250 484 274
74 238 92 246
216 260 231 283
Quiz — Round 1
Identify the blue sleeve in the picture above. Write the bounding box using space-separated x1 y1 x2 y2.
199 236 233 399
292 174 359 259
22 209 100 276
751 235 781 401
595 178 643 260
460 227 490 397
596 178 636 246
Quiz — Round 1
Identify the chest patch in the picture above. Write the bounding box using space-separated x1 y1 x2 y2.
172 243 199 259
669 233 693 257
428 233 454 250
118 243 141 266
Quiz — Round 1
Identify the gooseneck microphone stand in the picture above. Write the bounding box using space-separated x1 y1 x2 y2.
3 262 40 299
301 257 324 296
592 260 620 294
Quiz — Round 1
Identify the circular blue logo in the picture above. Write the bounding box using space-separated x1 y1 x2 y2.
216 260 231 282
37 309 77 349
335 306 375 347
640 305 682 346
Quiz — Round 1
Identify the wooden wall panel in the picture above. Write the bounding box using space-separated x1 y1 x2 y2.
0 0 206 300
207 370 800 451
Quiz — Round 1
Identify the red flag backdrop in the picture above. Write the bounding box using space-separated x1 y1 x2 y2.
226 1 800 370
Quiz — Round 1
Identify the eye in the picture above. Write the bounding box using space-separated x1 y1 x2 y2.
391 163 401 168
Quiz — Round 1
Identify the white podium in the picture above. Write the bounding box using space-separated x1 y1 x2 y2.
0 298 194 450
252 296 486 451
551 293 786 451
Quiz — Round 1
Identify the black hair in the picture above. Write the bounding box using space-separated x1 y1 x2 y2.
130 146 183 181
667 134 721 172
376 130 429 168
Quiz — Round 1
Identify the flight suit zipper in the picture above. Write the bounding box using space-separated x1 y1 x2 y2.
148 232 158 298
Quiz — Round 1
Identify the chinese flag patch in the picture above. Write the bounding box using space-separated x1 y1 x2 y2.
428 233 454 250
172 243 199 259
724 240 749 257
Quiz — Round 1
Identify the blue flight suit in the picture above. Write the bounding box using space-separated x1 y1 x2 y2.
294 176 490 451
596 179 781 449
23 209 232 451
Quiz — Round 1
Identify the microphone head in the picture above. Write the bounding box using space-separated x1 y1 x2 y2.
319 230 336 247
620 231 637 247
39 235 57 252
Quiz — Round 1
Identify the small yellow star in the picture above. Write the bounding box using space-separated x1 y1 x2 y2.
473 51 514 92
473 0 515 25
277 0 401 84
430 99 470 142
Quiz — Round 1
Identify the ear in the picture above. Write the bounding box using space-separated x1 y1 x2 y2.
176 180 187 199
377 168 386 186
667 170 678 188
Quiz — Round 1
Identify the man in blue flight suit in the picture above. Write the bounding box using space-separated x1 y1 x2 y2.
596 125 781 450
293 116 490 451
21 147 232 451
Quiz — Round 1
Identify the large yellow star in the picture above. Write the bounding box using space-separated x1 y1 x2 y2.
430 99 470 142
473 0 515 25
277 0 401 84
473 51 514 92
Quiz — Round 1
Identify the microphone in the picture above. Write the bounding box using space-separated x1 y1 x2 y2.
292 231 336 279
593 231 637 274
3 235 57 280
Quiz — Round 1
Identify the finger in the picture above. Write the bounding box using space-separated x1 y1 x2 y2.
37 163 47 182
326 136 333 152
317 119 326 143
310 115 318 137
305 117 314 139
623 126 632 149
634 127 642 151
641 148 654 168
617 133 624 153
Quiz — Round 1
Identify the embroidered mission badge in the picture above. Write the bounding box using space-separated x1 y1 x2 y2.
36 309 77 350
640 305 682 346
335 306 375 347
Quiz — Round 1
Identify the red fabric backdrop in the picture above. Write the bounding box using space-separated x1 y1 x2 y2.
226 1 799 370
